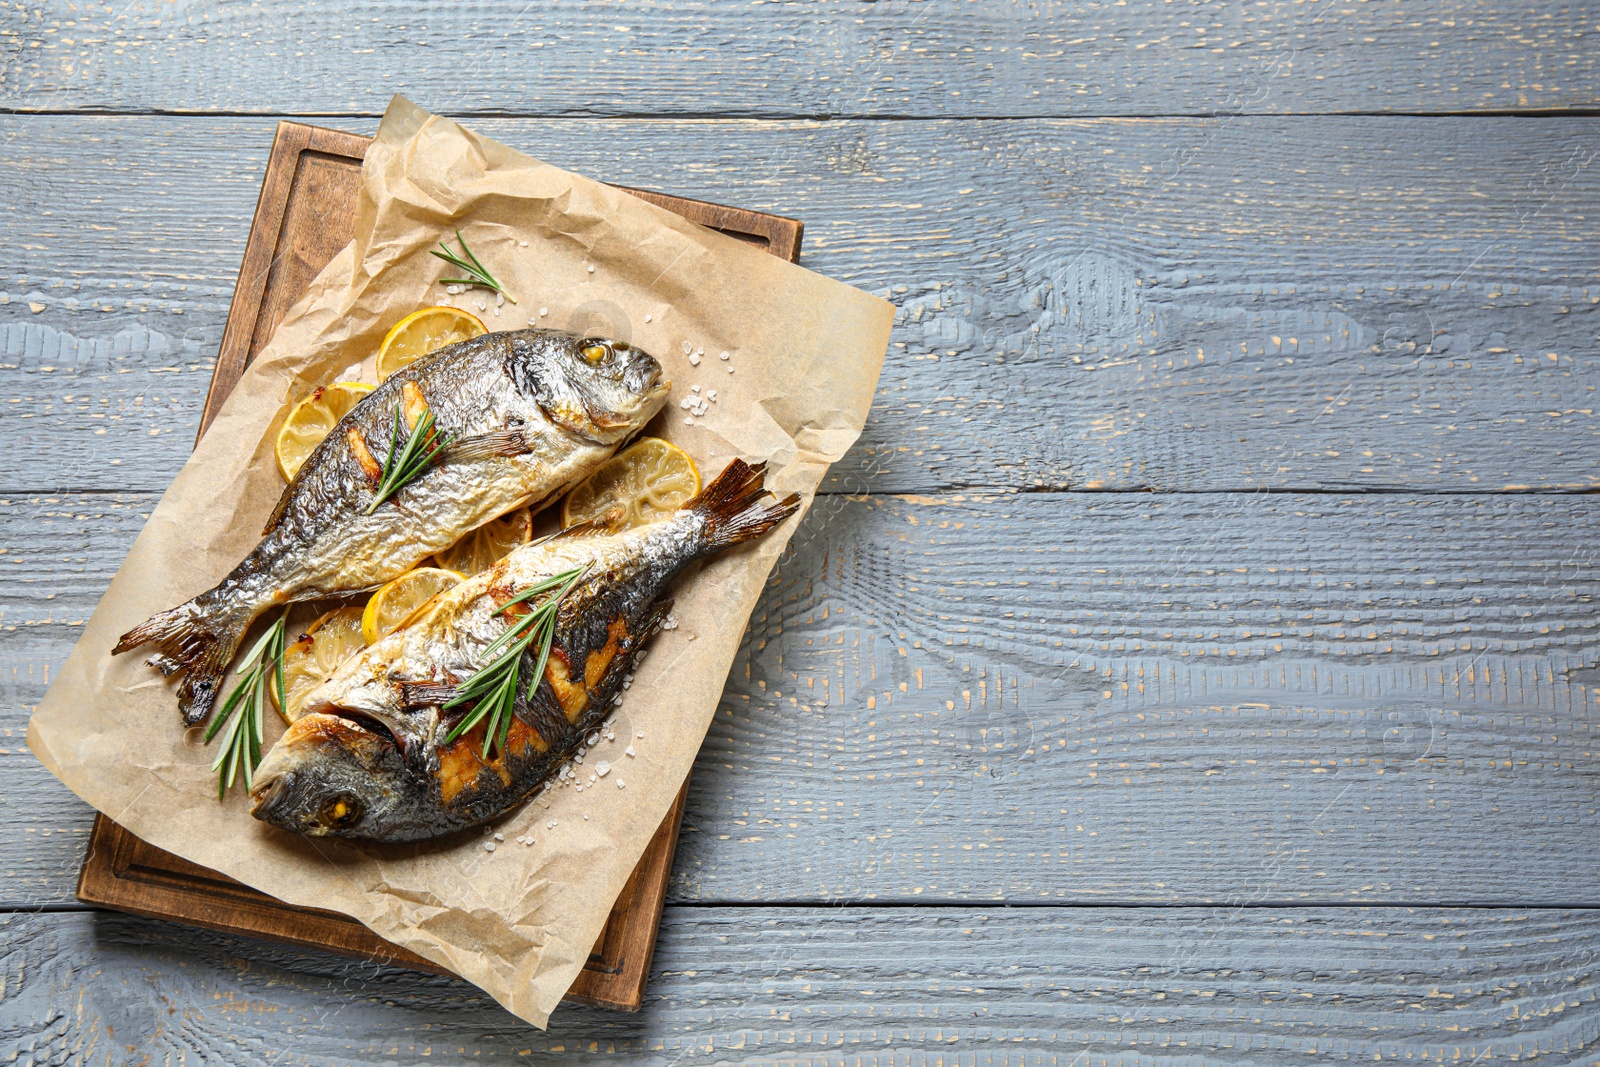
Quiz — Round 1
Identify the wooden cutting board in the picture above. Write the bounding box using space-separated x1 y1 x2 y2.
75 120 804 1013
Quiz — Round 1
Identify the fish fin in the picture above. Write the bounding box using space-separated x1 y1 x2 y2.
113 598 256 725
401 681 459 708
445 426 532 464
551 512 624 539
688 459 802 551
639 598 674 640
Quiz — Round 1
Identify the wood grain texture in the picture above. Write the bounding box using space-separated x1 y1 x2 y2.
5 115 1599 495
5 906 1600 1065
5 0 1596 118
3 10 1598 1056
7 490 1599 907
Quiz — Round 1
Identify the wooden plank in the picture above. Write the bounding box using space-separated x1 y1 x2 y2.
9 489 1600 908
5 906 1600 1063
6 115 1600 495
5 1 1597 118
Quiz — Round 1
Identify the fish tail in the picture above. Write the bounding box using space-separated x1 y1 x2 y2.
113 594 257 725
689 459 802 551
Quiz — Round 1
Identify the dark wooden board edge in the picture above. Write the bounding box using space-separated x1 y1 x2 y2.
80 119 805 1013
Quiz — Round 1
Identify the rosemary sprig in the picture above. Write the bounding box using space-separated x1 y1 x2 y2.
431 229 516 304
205 608 289 800
365 402 454 515
443 565 588 759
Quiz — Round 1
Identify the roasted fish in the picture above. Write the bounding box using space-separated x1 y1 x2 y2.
115 330 668 724
248 459 799 842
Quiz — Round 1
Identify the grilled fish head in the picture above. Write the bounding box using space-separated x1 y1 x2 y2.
250 712 435 840
506 331 669 444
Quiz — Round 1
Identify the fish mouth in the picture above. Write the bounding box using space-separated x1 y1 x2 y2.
248 770 293 821
626 359 668 399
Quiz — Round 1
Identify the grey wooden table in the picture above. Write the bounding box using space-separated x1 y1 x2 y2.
4 3 1599 1063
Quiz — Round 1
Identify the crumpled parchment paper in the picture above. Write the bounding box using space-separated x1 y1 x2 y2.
27 96 891 1027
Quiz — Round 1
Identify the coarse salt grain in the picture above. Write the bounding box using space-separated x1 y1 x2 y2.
519 240 529 247
719 350 730 360
616 779 626 789
583 813 589 820
728 365 735 374
684 417 694 425
644 314 652 322
548 819 558 828
447 284 462 295
496 291 505 307
484 841 497 852
637 730 645 738
596 761 611 777
539 306 548 316
689 354 700 366
625 745 636 757
682 341 692 354
494 832 504 842
587 264 595 273
492 306 500 317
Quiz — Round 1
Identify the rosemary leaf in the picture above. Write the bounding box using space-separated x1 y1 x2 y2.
208 609 289 800
365 403 454 515
431 229 517 304
442 566 587 759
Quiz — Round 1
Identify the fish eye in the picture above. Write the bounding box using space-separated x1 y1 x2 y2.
580 341 613 365
319 794 364 827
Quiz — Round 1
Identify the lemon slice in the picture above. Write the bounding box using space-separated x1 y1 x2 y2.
376 306 488 382
561 437 701 530
361 567 465 645
433 507 533 576
269 606 366 724
275 382 374 482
